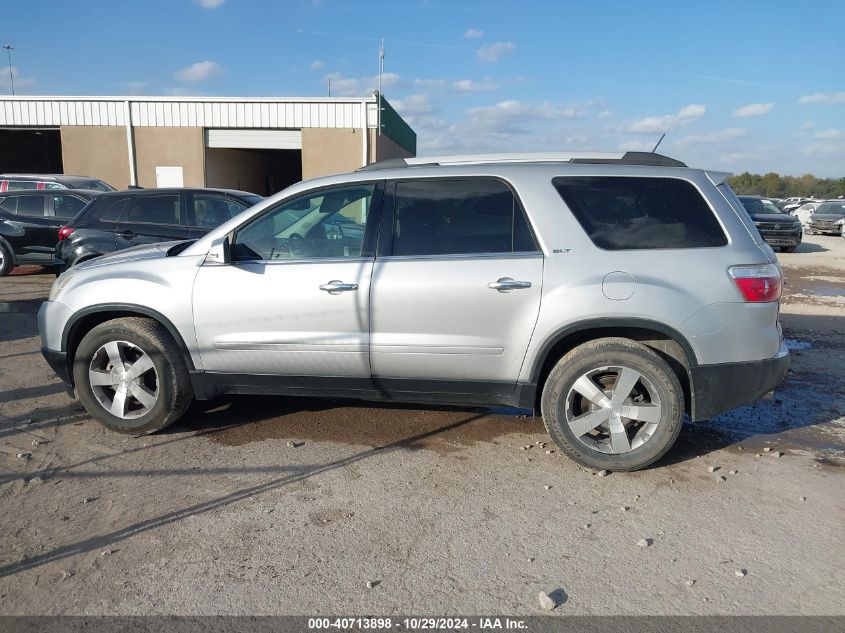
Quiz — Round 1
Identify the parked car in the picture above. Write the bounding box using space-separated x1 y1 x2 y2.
808 200 845 235
738 195 803 252
54 188 262 272
0 174 115 193
0 189 101 276
39 151 789 472
791 201 822 228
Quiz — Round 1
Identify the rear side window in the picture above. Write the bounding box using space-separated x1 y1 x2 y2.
16 195 46 217
391 178 537 256
188 194 248 229
126 195 182 225
0 196 16 214
98 197 132 223
52 195 89 219
553 176 727 250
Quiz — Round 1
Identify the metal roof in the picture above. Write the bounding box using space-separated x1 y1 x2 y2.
359 151 687 171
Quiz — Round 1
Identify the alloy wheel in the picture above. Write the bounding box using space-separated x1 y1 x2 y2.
564 365 662 454
88 340 159 419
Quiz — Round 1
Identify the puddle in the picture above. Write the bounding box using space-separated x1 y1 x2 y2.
192 396 541 453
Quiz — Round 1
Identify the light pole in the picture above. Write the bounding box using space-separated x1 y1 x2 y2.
2 44 13 95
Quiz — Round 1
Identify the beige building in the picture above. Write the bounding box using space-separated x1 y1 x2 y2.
0 95 415 195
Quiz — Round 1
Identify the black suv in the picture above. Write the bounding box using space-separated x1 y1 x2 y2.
738 195 802 252
54 188 262 271
0 189 101 276
0 174 115 192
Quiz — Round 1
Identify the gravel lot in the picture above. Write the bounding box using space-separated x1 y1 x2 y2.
0 235 843 615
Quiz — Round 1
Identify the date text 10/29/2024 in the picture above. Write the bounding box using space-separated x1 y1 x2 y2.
308 618 528 630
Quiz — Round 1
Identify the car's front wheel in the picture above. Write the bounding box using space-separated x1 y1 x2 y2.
541 337 684 472
0 243 13 277
73 317 192 434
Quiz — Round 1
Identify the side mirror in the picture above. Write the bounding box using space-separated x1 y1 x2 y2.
204 235 230 265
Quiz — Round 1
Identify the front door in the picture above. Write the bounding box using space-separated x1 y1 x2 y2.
369 178 544 398
192 182 381 380
3 193 57 262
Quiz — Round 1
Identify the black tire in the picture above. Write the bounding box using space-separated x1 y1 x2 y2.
0 242 13 277
781 246 797 253
73 317 193 435
541 337 684 472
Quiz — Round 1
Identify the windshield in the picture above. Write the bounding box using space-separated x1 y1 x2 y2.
815 201 845 215
739 197 787 214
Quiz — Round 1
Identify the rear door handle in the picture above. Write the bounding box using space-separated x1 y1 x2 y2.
319 280 359 294
119 230 136 239
488 277 532 292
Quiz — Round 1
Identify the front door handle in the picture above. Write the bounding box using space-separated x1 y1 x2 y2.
119 230 136 239
320 280 359 294
488 277 532 292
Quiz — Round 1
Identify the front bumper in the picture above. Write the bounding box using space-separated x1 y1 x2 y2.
754 225 802 247
808 220 841 234
690 341 789 420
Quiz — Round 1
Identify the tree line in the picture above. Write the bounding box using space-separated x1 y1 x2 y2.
728 172 845 199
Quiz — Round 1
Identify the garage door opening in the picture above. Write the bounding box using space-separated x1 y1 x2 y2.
204 128 302 196
0 128 63 174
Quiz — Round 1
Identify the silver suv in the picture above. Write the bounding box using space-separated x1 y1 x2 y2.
38 152 789 471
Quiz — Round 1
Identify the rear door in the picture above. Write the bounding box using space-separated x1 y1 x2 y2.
114 192 187 249
369 177 543 398
2 193 57 261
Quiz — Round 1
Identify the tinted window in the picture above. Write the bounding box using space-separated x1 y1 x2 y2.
553 176 727 250
52 195 89 219
8 181 38 191
68 179 114 192
98 197 132 222
739 197 786 215
0 196 16 214
44 182 65 190
232 184 373 261
391 179 536 256
16 195 46 217
126 195 181 225
189 194 248 229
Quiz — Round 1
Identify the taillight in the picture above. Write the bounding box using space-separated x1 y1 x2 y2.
728 263 782 302
58 226 75 241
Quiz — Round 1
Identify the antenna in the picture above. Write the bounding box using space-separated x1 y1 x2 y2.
652 132 665 153
2 44 13 96
327 76 331 97
377 37 384 136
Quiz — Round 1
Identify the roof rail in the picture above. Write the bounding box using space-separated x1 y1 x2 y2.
358 151 686 171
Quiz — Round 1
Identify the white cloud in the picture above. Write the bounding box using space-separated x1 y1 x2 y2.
195 0 225 8
174 61 222 82
798 92 845 104
452 77 499 93
733 102 774 118
676 128 747 146
0 67 36 91
464 28 484 39
563 134 589 146
801 121 816 130
622 104 706 133
393 94 438 119
814 129 845 140
325 72 400 97
467 100 582 127
597 109 614 119
476 41 515 63
120 81 149 95
310 60 324 70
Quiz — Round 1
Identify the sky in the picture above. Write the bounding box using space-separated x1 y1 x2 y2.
2 0 844 177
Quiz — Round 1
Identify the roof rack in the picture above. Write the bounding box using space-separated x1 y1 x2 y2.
358 151 686 171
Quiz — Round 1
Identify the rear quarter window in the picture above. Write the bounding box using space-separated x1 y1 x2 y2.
552 176 727 250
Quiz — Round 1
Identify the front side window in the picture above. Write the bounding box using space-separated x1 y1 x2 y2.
189 195 249 229
52 195 89 219
0 196 16 214
231 184 374 261
126 195 181 225
553 176 727 250
16 195 46 217
391 179 536 256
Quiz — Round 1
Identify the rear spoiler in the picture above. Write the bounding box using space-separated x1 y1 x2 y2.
706 171 732 186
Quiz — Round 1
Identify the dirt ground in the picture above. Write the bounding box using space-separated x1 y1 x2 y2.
0 235 843 615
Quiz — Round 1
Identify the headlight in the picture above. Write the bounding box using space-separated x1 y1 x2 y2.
49 270 77 302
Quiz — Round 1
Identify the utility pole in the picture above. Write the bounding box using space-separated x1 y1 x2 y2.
327 76 331 97
377 37 384 136
2 44 13 95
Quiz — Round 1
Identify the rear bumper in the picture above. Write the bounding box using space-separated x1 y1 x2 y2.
690 341 789 420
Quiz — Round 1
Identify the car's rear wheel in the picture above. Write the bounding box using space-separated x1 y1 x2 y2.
541 337 684 472
0 243 13 277
73 317 192 434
